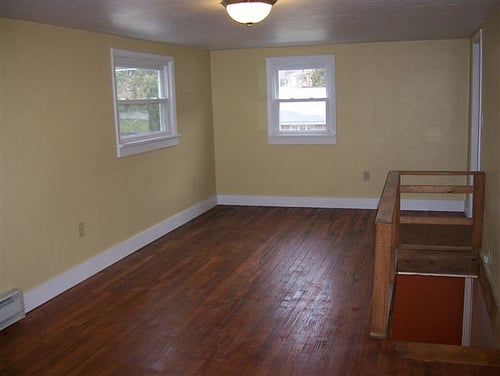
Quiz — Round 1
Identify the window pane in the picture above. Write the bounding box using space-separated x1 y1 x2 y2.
279 101 326 132
278 69 326 99
115 68 161 100
118 103 165 138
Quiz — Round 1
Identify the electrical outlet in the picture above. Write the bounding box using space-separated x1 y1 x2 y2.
78 222 85 238
362 170 370 182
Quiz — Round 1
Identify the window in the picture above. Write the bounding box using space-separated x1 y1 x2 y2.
111 49 178 157
266 55 336 144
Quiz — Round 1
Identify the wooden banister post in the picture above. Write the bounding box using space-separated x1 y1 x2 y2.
390 174 400 294
472 172 485 251
371 171 400 339
371 223 393 339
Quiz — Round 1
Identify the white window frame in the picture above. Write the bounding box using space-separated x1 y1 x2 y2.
111 48 179 158
266 54 336 145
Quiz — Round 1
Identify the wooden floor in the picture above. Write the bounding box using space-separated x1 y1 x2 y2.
1 206 499 375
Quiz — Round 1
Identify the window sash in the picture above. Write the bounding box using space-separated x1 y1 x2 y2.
276 97 328 103
277 68 327 99
271 99 332 135
117 99 168 105
117 99 170 142
115 67 166 101
278 99 327 132
267 55 336 144
111 48 178 157
114 66 170 140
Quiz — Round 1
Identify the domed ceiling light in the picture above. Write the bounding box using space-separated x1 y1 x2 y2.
222 0 277 26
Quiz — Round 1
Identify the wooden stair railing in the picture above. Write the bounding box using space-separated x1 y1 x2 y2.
370 170 485 339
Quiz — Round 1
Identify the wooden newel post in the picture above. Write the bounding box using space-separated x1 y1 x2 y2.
371 171 400 339
472 172 485 251
371 222 393 339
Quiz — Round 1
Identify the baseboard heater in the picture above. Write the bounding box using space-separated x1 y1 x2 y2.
0 289 25 330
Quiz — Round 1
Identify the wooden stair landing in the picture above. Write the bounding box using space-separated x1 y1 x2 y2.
379 341 500 368
397 244 479 276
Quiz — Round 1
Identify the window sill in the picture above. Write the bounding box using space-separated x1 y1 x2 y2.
268 134 336 145
117 135 180 157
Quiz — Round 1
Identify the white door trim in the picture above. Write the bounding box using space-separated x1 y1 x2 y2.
467 29 483 218
462 277 473 346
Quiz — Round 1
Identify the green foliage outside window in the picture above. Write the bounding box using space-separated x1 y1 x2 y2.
116 68 163 136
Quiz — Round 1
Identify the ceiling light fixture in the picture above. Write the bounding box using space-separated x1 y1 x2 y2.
222 0 277 26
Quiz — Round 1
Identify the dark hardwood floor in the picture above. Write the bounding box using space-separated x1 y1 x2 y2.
1 206 498 375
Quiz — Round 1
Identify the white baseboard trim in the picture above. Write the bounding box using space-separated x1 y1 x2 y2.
217 195 465 212
217 195 380 209
24 197 217 312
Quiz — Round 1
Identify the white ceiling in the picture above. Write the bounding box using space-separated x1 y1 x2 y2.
1 0 497 50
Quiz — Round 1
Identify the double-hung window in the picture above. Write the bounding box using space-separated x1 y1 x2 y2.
266 54 336 144
111 49 178 157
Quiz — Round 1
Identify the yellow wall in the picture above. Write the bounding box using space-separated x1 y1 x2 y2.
211 40 470 197
480 5 500 343
0 19 216 294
